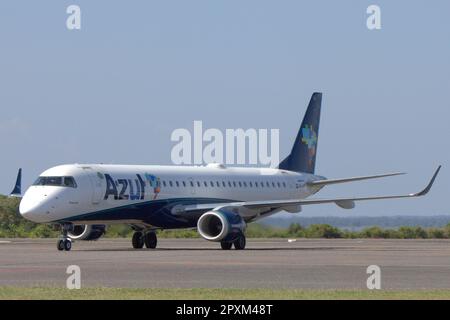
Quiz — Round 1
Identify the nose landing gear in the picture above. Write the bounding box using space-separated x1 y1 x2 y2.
57 224 73 251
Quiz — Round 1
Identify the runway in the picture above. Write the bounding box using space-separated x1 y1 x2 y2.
1 238 450 289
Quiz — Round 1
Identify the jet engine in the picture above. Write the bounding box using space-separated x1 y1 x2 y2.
197 210 246 242
68 224 106 240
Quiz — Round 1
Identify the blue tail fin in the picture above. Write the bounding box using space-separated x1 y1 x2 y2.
278 92 322 174
10 168 22 196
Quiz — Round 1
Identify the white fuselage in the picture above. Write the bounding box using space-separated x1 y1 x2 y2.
19 163 324 226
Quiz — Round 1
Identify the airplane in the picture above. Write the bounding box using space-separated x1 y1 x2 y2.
9 92 441 251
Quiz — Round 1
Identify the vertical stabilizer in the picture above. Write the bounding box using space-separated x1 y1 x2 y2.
278 92 322 173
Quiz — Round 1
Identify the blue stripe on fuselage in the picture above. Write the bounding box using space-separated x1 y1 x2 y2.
55 197 236 229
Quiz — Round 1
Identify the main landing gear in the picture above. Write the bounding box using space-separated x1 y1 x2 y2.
57 224 73 251
220 234 246 250
132 230 158 249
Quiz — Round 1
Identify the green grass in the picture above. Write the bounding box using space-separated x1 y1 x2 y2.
1 287 450 300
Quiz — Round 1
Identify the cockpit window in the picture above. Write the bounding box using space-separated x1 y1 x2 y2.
33 176 77 188
64 177 77 188
33 176 62 186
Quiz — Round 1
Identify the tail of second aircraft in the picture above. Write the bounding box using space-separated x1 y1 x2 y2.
9 168 22 197
278 92 322 174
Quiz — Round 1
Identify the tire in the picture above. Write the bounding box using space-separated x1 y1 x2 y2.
64 239 72 251
233 235 246 250
57 239 65 251
132 232 144 249
221 241 233 250
144 232 157 249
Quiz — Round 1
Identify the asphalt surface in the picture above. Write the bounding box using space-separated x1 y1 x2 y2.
1 238 450 289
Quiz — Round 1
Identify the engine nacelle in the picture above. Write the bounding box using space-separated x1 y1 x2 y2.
68 224 106 241
197 210 246 242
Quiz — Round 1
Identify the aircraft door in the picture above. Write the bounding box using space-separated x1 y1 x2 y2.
83 167 104 205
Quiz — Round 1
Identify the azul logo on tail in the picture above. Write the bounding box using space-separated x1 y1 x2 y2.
301 124 317 149
301 124 317 171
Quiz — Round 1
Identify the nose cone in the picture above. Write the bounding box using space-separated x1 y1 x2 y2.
19 192 50 223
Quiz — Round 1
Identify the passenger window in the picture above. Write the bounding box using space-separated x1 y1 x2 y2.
283 182 286 187
266 182 270 187
216 181 220 187
190 181 194 187
163 181 167 187
222 181 226 187
169 181 173 187
277 182 281 188
249 182 253 187
243 182 247 187
197 181 201 187
182 181 186 187
210 181 214 187
204 181 208 187
228 181 232 187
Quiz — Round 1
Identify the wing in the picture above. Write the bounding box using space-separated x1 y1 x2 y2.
174 166 441 221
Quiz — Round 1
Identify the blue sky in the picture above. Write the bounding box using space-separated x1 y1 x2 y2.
0 1 449 216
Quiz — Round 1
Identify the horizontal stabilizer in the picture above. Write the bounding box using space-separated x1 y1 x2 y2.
308 172 406 187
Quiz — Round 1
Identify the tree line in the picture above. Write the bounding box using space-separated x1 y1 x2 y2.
1 195 450 239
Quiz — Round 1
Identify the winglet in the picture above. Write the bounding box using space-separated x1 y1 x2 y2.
9 168 22 197
413 165 441 197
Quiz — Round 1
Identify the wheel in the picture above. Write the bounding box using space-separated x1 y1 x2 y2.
64 239 72 251
233 235 246 250
144 231 157 249
57 239 65 251
132 231 144 249
220 241 232 250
